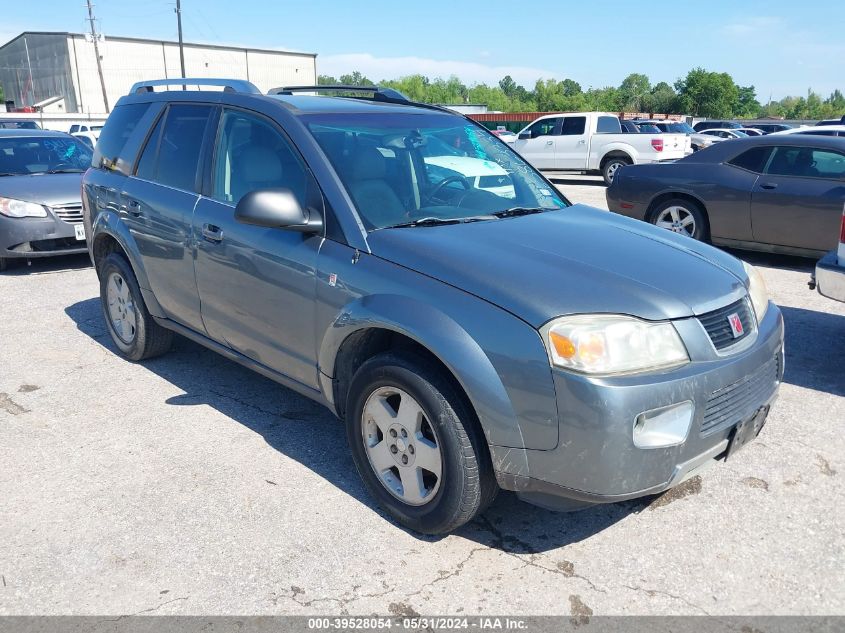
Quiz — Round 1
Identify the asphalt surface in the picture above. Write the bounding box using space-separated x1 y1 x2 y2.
1 176 843 616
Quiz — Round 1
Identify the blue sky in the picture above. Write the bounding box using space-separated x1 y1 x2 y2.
2 0 843 100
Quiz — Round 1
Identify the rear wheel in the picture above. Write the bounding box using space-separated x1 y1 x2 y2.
99 253 173 361
346 352 497 534
649 198 707 241
602 156 630 185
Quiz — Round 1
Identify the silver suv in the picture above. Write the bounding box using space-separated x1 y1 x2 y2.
83 79 784 534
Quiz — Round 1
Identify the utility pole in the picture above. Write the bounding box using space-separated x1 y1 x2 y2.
86 0 110 112
175 0 186 81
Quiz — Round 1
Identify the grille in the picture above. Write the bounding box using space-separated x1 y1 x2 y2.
52 204 83 225
698 298 754 351
700 354 780 436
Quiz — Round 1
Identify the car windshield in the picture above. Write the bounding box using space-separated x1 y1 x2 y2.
636 123 661 133
668 122 696 134
307 113 567 230
0 136 93 175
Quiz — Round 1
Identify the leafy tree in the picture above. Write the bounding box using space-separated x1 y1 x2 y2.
618 73 651 111
734 85 762 118
675 68 739 118
649 82 678 114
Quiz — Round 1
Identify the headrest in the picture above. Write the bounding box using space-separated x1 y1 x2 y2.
237 146 282 182
352 147 387 180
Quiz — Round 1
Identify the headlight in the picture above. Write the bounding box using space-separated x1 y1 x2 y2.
541 315 689 375
743 261 769 321
0 197 47 218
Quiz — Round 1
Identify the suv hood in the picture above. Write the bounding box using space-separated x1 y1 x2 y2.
367 205 748 328
0 173 84 207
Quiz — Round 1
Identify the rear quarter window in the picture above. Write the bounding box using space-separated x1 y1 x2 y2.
727 146 772 173
93 103 149 172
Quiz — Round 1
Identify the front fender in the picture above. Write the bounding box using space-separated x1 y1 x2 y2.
318 293 554 461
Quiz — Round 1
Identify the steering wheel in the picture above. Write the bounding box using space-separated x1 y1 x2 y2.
427 176 471 203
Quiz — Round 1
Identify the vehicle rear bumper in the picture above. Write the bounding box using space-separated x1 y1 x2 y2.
495 303 784 510
0 214 87 259
813 250 845 303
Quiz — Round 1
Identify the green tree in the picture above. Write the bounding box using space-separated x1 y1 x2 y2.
618 73 651 111
649 81 678 114
675 68 739 118
339 71 374 86
734 85 762 118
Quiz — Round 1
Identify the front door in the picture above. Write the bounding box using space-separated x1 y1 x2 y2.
751 145 845 252
192 108 323 388
513 117 560 170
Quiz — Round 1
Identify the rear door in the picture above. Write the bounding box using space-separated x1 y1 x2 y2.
192 107 323 388
120 103 215 332
751 145 845 252
552 115 589 169
514 117 560 169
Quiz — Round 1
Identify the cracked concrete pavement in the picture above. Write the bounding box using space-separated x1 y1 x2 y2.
0 176 843 615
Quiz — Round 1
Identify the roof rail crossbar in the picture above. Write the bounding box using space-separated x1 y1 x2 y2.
129 78 261 95
268 84 411 104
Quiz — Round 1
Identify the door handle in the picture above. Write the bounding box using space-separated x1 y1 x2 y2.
760 183 778 190
202 223 224 243
578 139 586 145
546 140 553 146
126 199 142 216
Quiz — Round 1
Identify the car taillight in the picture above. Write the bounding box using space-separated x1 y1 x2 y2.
651 138 664 152
840 208 845 244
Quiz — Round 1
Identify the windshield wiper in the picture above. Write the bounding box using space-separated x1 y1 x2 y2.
493 206 550 218
382 215 497 229
42 169 85 174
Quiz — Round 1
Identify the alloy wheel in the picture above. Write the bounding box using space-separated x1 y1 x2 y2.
655 205 696 237
106 272 137 344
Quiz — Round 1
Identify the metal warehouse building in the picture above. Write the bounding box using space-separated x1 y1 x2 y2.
0 32 317 114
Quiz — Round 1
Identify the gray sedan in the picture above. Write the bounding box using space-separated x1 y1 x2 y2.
606 135 845 258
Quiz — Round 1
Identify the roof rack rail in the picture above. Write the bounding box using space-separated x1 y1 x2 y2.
129 78 261 95
268 84 410 104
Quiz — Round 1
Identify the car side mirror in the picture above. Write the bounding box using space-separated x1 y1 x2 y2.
518 131 533 140
235 189 323 233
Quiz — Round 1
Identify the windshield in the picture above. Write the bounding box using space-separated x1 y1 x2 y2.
668 122 696 134
636 123 661 134
0 136 93 175
307 113 567 230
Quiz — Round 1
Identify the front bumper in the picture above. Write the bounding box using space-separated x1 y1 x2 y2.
0 212 88 260
497 302 784 510
812 250 845 303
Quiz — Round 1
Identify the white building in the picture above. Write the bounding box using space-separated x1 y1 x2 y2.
0 32 317 114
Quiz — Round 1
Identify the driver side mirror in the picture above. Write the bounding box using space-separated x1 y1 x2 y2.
518 131 533 140
235 189 323 234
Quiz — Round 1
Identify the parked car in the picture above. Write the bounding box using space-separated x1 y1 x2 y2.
512 112 689 184
771 125 845 138
606 135 845 257
693 120 742 132
638 120 719 152
619 120 641 133
815 116 845 126
0 129 93 271
749 123 794 135
0 119 40 130
83 78 783 534
490 126 517 143
810 204 845 303
736 128 764 136
700 129 749 140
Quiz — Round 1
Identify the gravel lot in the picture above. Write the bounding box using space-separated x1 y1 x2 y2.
1 176 843 616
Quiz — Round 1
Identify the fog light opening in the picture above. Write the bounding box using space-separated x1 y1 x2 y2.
633 401 694 449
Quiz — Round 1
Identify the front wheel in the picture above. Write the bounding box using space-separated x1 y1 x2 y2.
649 198 707 241
346 352 497 534
99 253 173 361
602 157 630 185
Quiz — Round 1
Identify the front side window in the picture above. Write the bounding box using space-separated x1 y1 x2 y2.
560 116 587 135
0 136 93 175
308 113 568 231
154 104 213 192
211 109 311 206
766 146 845 179
525 118 560 137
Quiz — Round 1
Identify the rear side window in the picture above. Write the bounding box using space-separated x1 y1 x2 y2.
135 112 165 181
596 116 621 134
560 116 586 135
153 104 213 192
728 147 772 173
93 103 149 171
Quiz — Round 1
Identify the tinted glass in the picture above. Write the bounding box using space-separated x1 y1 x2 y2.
212 110 310 206
155 104 213 192
135 112 165 181
560 116 586 135
308 113 567 231
728 146 772 173
526 118 560 137
94 103 148 170
0 136 93 175
596 116 621 134
766 146 845 179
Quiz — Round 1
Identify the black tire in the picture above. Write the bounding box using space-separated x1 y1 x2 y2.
346 352 497 534
602 156 630 185
0 257 7 273
649 198 708 241
99 252 172 361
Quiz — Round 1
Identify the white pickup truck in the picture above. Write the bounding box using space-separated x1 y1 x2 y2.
511 112 690 185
